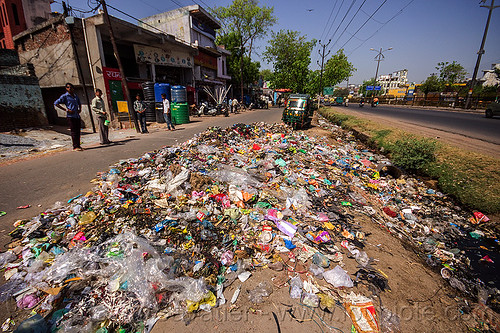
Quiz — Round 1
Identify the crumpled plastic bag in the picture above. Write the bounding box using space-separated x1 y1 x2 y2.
323 265 353 288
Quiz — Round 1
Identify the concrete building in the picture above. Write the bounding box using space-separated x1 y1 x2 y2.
141 5 231 101
0 0 51 49
0 48 47 131
378 69 408 93
13 12 197 128
480 63 500 87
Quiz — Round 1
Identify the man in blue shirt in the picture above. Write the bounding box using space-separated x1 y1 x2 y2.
54 83 83 151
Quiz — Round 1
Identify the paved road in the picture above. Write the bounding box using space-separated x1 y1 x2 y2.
344 105 500 145
0 108 283 247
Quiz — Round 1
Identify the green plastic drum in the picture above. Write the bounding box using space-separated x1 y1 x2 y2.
171 102 190 125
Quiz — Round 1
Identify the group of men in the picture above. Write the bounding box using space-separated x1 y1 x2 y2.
54 84 176 151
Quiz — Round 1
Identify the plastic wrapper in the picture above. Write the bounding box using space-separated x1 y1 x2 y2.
0 251 17 266
247 281 273 304
301 292 319 307
323 266 354 288
289 275 303 299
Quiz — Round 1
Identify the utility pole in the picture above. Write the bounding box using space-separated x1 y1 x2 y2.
465 0 498 109
370 47 392 97
317 39 331 109
62 1 96 133
99 0 140 132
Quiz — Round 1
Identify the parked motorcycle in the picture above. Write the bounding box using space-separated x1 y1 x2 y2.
190 104 202 117
201 102 218 116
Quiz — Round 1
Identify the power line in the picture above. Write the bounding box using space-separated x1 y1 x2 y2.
323 0 346 43
327 0 357 42
330 0 367 50
337 0 388 51
347 0 415 56
319 0 339 41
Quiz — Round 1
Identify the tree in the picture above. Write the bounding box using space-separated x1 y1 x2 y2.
213 0 276 99
333 87 349 97
360 78 383 96
323 49 356 88
260 69 273 82
436 61 467 85
264 30 316 93
305 70 321 96
420 74 444 99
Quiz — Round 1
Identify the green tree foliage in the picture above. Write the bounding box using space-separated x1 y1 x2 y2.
213 0 276 96
305 70 321 96
323 49 356 88
360 78 383 96
333 87 349 97
260 69 273 82
263 30 316 93
420 74 444 98
216 31 260 87
213 0 276 58
436 61 467 85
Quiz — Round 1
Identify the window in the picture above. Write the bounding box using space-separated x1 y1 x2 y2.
222 60 225 75
12 3 20 26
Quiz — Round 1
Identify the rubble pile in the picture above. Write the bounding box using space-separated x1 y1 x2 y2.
0 121 498 332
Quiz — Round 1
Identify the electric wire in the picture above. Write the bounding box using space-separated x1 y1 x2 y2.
323 0 345 43
326 0 357 43
347 0 415 56
330 0 368 49
337 0 388 51
319 0 339 41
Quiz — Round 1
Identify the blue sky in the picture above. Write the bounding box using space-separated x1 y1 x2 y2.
54 0 500 85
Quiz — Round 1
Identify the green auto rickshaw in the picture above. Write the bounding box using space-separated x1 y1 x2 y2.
282 94 312 129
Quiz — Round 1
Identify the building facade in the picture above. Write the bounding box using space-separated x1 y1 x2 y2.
13 13 197 128
0 0 51 49
141 5 230 102
377 69 408 93
0 48 47 131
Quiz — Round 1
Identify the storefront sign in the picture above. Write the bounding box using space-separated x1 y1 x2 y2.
194 51 217 70
134 44 192 68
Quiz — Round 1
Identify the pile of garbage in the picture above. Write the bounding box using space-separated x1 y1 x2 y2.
0 121 498 332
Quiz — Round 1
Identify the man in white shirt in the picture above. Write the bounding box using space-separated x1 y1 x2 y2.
161 93 175 131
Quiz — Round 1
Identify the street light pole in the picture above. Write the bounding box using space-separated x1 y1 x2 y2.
317 39 331 109
465 0 498 109
99 0 140 132
370 47 392 97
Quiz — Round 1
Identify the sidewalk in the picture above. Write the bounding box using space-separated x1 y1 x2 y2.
0 122 171 163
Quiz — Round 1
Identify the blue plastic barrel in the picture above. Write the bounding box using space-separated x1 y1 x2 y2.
154 83 171 102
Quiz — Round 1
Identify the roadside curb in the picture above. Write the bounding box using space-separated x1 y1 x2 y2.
378 103 484 114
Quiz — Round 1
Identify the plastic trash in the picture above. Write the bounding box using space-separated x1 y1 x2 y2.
13 314 48 333
301 292 319 307
289 275 303 299
323 266 354 288
312 252 330 268
248 281 273 304
0 251 17 266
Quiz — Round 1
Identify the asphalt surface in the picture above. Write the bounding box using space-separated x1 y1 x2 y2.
0 108 283 248
347 104 500 145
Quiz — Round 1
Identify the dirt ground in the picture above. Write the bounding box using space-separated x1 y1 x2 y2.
1 114 490 333
327 106 500 158
152 122 476 333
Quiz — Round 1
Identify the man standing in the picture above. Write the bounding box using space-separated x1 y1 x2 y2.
54 83 83 151
161 93 175 131
134 94 149 134
229 98 233 113
91 88 111 144
232 98 238 113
